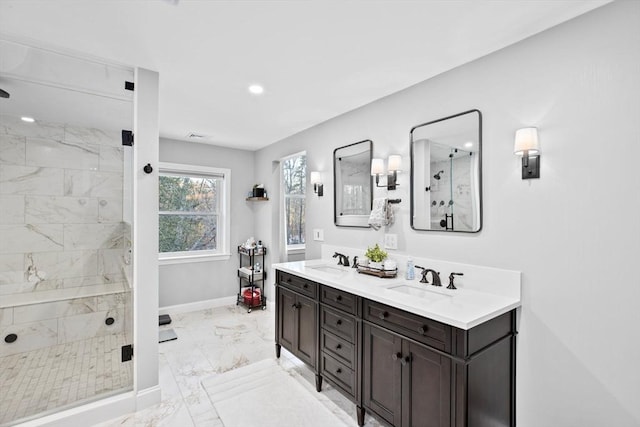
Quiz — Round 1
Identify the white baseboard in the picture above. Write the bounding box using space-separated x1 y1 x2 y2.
159 296 237 315
15 385 162 427
136 385 162 410
18 391 136 427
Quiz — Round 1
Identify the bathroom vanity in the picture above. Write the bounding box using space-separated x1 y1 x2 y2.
274 259 520 427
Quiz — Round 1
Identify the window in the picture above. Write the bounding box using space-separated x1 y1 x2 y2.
282 153 306 250
159 163 230 262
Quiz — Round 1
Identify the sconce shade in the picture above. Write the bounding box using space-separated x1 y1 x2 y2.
371 158 384 175
387 155 402 172
514 127 540 155
310 171 321 184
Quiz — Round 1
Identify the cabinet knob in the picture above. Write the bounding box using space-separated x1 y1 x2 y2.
336 344 342 350
303 283 309 289
286 278 292 283
418 325 428 335
401 355 411 366
336 295 342 302
391 352 402 361
336 368 342 374
379 311 388 320
336 319 342 326
291 303 297 310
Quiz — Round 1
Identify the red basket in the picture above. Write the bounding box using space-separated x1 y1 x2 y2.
242 288 262 306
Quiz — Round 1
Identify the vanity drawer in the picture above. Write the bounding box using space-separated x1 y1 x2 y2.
321 306 356 343
278 271 317 299
321 329 355 368
364 300 451 352
321 353 355 397
320 285 357 315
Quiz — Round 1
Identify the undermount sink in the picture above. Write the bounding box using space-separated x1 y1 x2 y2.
385 284 452 303
307 265 345 275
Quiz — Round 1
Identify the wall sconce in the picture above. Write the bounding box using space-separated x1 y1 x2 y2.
371 155 402 190
514 127 540 179
310 171 323 197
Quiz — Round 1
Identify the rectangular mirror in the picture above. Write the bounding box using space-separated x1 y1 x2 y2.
410 110 482 232
334 139 373 227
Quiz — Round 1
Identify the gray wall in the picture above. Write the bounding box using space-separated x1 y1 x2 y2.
159 138 255 306
254 3 640 426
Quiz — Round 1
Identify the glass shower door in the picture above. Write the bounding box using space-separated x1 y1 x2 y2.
0 39 134 425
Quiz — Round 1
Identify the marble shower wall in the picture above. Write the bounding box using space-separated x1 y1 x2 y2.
0 115 132 356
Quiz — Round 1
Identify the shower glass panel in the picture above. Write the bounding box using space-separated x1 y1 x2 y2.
0 39 134 425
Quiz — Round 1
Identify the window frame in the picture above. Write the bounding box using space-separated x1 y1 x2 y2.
158 162 231 264
281 151 306 252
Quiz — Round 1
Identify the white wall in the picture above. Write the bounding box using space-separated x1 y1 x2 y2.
255 2 640 426
158 138 256 307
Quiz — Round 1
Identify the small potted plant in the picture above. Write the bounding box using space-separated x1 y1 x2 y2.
365 244 388 270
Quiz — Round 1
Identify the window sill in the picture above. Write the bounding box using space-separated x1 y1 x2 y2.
287 247 306 255
159 253 231 265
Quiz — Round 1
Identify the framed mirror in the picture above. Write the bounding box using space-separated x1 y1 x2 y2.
410 110 482 232
334 139 373 227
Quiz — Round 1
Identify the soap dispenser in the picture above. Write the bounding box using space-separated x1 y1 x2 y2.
406 258 415 280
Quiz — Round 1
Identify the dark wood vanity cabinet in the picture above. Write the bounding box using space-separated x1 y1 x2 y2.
276 272 317 369
275 270 517 427
319 286 361 403
363 324 451 427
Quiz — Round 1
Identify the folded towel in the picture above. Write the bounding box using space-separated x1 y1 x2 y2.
368 198 388 230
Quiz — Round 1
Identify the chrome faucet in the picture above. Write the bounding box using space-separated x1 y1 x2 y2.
332 252 350 267
416 266 442 286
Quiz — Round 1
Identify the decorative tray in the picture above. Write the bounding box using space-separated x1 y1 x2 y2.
356 265 398 278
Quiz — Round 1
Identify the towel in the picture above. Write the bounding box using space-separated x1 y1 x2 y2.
368 198 388 230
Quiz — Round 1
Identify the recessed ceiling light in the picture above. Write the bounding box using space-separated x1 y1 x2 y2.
21 116 35 123
464 142 473 148
248 84 264 95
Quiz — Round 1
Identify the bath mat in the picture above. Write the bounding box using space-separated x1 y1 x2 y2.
158 328 177 343
202 359 352 427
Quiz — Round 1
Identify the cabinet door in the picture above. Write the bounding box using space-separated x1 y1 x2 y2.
363 324 402 426
296 294 317 368
402 341 451 427
278 287 296 353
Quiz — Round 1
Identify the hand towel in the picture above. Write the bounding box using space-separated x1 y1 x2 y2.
368 198 388 230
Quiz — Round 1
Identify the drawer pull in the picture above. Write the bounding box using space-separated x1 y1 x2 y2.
418 325 428 335
336 319 342 326
401 355 411 366
336 368 342 374
379 311 389 320
336 295 342 302
286 278 292 283
336 344 342 350
303 283 309 289
391 352 402 361
291 303 301 310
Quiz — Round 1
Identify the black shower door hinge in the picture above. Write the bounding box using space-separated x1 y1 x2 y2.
125 81 135 91
122 130 134 146
121 344 134 362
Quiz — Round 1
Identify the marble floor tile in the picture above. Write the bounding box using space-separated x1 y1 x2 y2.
99 305 384 427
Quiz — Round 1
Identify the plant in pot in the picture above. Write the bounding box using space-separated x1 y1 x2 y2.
365 244 388 270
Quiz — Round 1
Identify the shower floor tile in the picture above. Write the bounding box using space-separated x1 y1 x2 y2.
0 333 133 426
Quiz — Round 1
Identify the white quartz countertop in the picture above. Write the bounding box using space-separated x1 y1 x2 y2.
272 259 521 330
